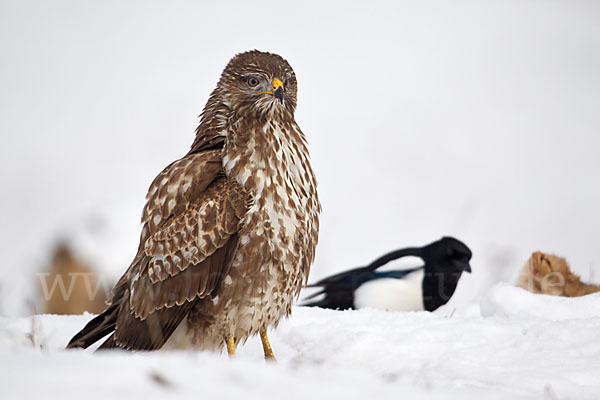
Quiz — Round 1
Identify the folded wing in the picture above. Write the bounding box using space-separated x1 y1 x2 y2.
67 149 249 350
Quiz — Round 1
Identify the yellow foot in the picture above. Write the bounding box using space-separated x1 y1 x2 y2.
226 336 236 358
260 328 276 362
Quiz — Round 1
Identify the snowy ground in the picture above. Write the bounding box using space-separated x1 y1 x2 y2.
2 285 600 399
1 1 599 398
1 0 600 316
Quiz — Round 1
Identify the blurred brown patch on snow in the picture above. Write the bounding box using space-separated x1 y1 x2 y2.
37 243 109 315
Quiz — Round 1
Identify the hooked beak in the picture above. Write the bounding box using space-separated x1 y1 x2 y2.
258 78 285 103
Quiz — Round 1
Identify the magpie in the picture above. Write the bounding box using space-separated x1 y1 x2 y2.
303 237 472 312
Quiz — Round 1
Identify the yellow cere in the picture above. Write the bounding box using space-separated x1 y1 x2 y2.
257 79 284 95
272 79 283 90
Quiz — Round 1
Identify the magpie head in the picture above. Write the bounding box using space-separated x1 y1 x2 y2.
422 236 473 274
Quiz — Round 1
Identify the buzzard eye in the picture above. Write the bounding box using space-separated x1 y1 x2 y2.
247 77 260 87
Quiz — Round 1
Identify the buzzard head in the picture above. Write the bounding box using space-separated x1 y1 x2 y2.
216 50 298 118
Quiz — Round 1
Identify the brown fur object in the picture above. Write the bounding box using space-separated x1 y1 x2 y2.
40 244 107 315
516 251 600 297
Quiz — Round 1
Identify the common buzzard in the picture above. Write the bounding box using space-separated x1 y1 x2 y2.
67 50 321 360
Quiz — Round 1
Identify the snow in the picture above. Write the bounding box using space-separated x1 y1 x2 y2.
2 285 599 399
1 0 599 398
1 0 600 316
481 283 600 321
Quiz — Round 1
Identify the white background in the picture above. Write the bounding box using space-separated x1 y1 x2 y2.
1 0 599 315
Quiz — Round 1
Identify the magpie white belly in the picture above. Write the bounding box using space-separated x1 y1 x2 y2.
353 270 425 312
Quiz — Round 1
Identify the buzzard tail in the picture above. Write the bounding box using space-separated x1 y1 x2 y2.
66 303 119 349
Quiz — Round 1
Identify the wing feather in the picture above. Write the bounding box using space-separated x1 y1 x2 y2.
67 148 249 351
110 235 239 350
129 175 248 319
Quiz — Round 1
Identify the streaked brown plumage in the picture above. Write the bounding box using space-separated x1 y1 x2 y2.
67 50 320 355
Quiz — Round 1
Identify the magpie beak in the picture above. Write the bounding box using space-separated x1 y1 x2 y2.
451 259 472 273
